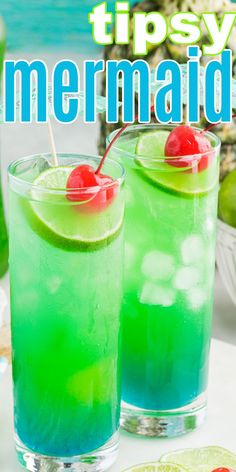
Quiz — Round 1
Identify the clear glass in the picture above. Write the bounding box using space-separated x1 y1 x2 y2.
8 153 125 471
107 124 221 437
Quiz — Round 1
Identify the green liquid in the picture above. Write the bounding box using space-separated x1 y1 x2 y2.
111 133 219 411
9 173 123 456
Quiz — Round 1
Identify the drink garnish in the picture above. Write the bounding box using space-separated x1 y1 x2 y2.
66 164 118 212
135 129 218 196
64 106 218 205
27 166 123 250
165 125 213 172
211 469 236 471
65 109 133 212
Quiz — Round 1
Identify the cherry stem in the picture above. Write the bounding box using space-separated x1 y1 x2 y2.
95 105 155 174
202 114 236 133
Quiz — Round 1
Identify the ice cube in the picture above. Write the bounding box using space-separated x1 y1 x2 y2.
46 276 62 294
181 235 205 265
142 251 175 281
140 281 176 307
174 267 201 290
187 287 208 309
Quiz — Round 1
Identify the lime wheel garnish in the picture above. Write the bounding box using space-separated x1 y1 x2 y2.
27 166 123 250
135 130 218 196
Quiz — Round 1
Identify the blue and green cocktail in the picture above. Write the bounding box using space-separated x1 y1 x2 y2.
9 154 124 470
108 124 220 436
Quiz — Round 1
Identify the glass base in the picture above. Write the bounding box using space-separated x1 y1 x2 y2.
15 432 119 471
121 395 207 438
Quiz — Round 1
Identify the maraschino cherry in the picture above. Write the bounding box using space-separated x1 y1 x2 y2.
165 125 213 172
67 164 118 212
211 468 236 471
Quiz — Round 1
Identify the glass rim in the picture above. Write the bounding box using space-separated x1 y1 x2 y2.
107 124 221 162
8 152 125 195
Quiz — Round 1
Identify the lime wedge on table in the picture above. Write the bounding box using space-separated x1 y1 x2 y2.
23 166 123 251
135 131 218 196
123 463 189 472
219 168 236 228
161 446 236 472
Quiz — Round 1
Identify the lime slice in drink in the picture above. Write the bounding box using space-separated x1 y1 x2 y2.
218 168 236 228
23 166 123 251
123 462 189 472
135 131 218 196
161 446 236 472
136 130 170 158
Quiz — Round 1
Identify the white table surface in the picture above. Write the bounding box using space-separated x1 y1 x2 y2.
0 339 236 472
